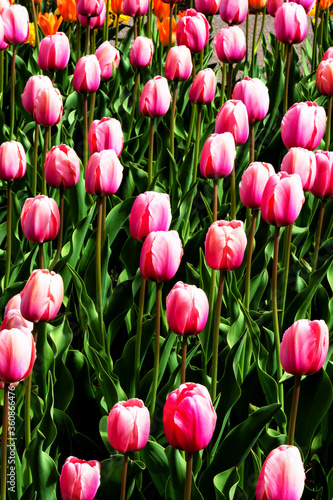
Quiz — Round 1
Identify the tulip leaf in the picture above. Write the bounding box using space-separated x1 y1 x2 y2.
140 440 170 497
98 455 144 498
213 467 240 500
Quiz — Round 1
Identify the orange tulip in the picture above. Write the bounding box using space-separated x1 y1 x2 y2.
154 0 172 21
110 0 123 15
156 17 176 46
319 0 333 9
249 0 267 9
38 12 63 35
57 0 77 22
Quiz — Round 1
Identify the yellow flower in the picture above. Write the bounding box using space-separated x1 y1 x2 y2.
25 23 36 47
108 11 130 25
37 12 63 36
156 17 176 46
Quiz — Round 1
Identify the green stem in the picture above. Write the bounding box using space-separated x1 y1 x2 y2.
250 11 258 77
89 91 96 128
128 68 140 140
96 196 105 350
312 199 326 272
1 383 9 500
168 3 173 50
42 127 49 195
104 0 111 41
115 15 119 46
32 122 39 196
283 44 292 116
192 104 202 186
220 62 226 107
170 80 177 158
147 0 152 38
312 0 320 71
85 16 90 56
227 63 232 100
49 187 64 271
76 20 81 63
288 375 301 445
249 123 255 163
326 95 332 151
244 209 259 311
185 103 196 152
9 46 16 141
148 117 155 187
272 226 284 409
91 28 96 54
184 453 193 500
83 94 88 170
213 178 218 222
102 197 107 247
25 371 32 450
199 48 203 71
0 51 4 110
150 282 162 418
5 181 12 289
134 275 146 396
120 453 128 500
280 223 293 328
230 163 236 220
211 270 225 402
245 11 249 64
30 0 40 52
181 336 187 385
319 8 324 48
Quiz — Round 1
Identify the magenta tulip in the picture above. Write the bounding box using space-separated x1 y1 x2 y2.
95 41 120 81
0 328 36 384
60 456 101 500
274 3 307 44
281 147 316 191
73 55 101 94
232 77 269 124
219 0 248 24
2 5 29 45
189 68 216 104
267 0 283 16
76 0 104 17
166 282 209 335
44 145 80 189
293 0 315 13
215 99 249 146
21 75 53 115
33 87 63 127
88 117 123 156
316 58 333 96
204 220 247 270
78 4 106 28
200 133 236 180
163 383 217 454
214 26 246 64
122 0 149 16
129 36 154 68
85 150 123 196
139 76 171 117
195 0 221 15
0 16 8 50
165 45 192 81
38 33 70 72
176 9 210 54
0 141 26 182
140 230 183 282
107 398 150 453
281 101 326 150
239 162 275 209
311 151 333 199
129 191 172 242
21 195 60 243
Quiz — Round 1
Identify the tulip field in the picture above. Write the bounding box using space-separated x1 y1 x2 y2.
1 0 333 497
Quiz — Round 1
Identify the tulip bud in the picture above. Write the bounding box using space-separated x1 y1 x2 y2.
196 0 221 15
73 55 101 94
214 26 246 64
129 191 172 242
38 32 70 72
316 57 333 96
85 150 123 197
33 87 63 127
215 99 249 146
281 147 316 191
281 101 326 150
2 5 29 45
292 0 315 13
200 133 236 180
44 145 80 189
95 41 120 81
176 9 210 53
220 0 248 24
107 399 150 453
189 68 216 104
204 220 247 271
21 195 60 243
274 2 307 44
139 76 172 117
239 162 275 209
88 117 123 156
0 328 36 384
78 3 106 28
140 230 183 282
60 457 101 500
232 77 269 124
165 45 192 81
166 282 209 335
1 308 33 332
0 16 9 50
163 383 217 453
266 0 283 16
123 0 149 16
4 294 22 316
76 0 104 17
249 0 267 9
311 150 333 199
0 141 26 182
129 36 154 68
21 75 53 115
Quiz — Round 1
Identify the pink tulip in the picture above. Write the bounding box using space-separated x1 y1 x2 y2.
95 41 120 81
214 26 246 64
196 0 221 15
88 117 123 156
266 0 283 16
140 230 183 282
322 47 333 61
232 77 269 124
0 16 8 50
129 191 172 242
311 150 333 199
21 195 60 243
316 57 333 96
60 456 101 500
204 220 247 270
280 319 329 376
292 0 315 14
176 9 210 54
0 328 36 384
165 45 192 81
123 0 149 16
166 282 209 335
261 172 305 227
0 309 33 332
0 0 9 15
274 2 307 44
281 147 316 191
107 399 150 453
0 141 26 182
239 162 275 209
78 3 106 28
215 100 249 146
163 383 217 454
139 76 171 117
20 269 64 323
76 0 104 17
281 102 326 150
44 145 80 189
85 150 123 196
38 33 70 72
129 36 154 68
33 87 63 127
73 55 101 94
4 294 22 316
21 75 53 115
200 132 236 179
220 0 248 24
2 5 29 45
256 445 305 500
189 68 216 104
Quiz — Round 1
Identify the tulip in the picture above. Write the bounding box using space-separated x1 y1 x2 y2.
166 282 209 335
281 102 326 150
129 36 154 68
154 0 170 20
60 457 101 500
249 0 267 9
73 55 101 94
232 77 269 124
0 17 8 50
311 150 333 199
266 0 283 16
0 0 9 14
1 309 33 332
76 0 104 17
261 172 305 227
85 150 123 196
38 33 70 72
107 398 150 453
57 0 77 23
78 4 106 28
44 145 80 189
274 3 307 44
95 41 120 80
165 45 192 81
281 147 316 191
139 76 171 117
200 133 236 180
140 230 183 282
176 9 210 54
2 5 29 45
189 68 216 104
219 0 248 24
123 0 149 16
156 17 176 47
129 191 172 242
111 0 124 14
292 0 315 13
0 141 26 182
21 195 60 243
163 383 217 454
4 294 22 316
214 26 246 64
33 87 63 127
239 162 275 209
322 47 333 61
196 0 221 14
205 220 247 271
88 117 123 157
256 445 305 500
21 75 53 115
37 12 63 36
215 100 249 146
316 57 333 96
0 328 36 384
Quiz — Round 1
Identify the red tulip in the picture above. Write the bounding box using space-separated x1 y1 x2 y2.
60 456 101 500
189 68 216 104
215 99 249 146
280 147 316 191
219 0 248 24
21 195 60 243
195 0 221 15
311 150 333 199
232 77 269 124
281 102 326 150
76 0 104 17
176 9 210 54
73 55 101 94
78 3 106 28
204 220 247 270
139 76 171 117
200 132 236 179
293 0 315 13
88 117 123 156
165 45 192 81
2 5 29 45
44 145 80 189
0 328 36 384
0 141 26 182
274 2 307 44
239 162 275 209
129 191 172 242
166 282 209 335
85 150 123 196
214 26 246 64
95 41 120 81
140 230 183 282
267 0 283 16
33 87 63 127
38 32 70 72
21 75 53 115
123 0 149 16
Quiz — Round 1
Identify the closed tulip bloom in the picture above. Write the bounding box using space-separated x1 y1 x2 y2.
57 0 77 23
0 17 8 50
189 68 216 104
281 102 326 150
249 0 267 10
311 150 333 199
200 133 236 180
44 145 80 189
256 445 305 500
60 456 101 500
0 0 9 15
166 282 209 335
107 399 150 453
267 0 283 16
176 9 210 54
214 26 246 64
261 172 305 227
33 87 63 127
220 0 248 24
322 47 333 61
129 191 172 242
165 45 192 81
130 36 154 67
89 118 123 156
38 33 70 72
140 230 183 282
196 0 221 15
0 328 36 384
4 294 22 316
215 100 249 146
239 162 275 209
2 5 29 45
281 147 316 191
37 12 63 36
274 3 307 44
20 269 64 323
111 0 124 14
21 195 60 243
205 220 247 270
156 17 176 47
78 4 106 28
95 41 120 81
232 77 269 124
163 383 217 453
1 308 33 332
316 58 333 96
73 55 101 94
139 76 171 117
76 0 104 17
292 0 315 13
123 0 149 16
154 0 170 20
85 150 123 196
0 141 26 182
21 75 53 115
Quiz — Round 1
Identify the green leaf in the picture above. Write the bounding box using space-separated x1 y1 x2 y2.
213 467 240 500
140 440 170 497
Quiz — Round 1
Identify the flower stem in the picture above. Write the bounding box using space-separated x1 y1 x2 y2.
0 51 4 110
89 91 96 128
312 0 320 71
250 11 258 77
245 11 249 64
227 62 232 100
230 163 236 220
326 95 332 151
85 16 90 56
9 46 16 141
181 336 187 385
76 20 81 62
185 103 196 152
42 127 49 196
1 383 9 500
30 0 40 52
120 453 128 500
83 94 88 170
168 3 173 50
32 123 39 196
192 104 202 187
148 117 155 187
39 243 44 269
134 16 138 39
115 15 119 46
288 375 301 445
5 181 12 289
184 453 193 500
169 81 178 187
244 208 259 311
249 123 255 163
103 0 110 41
280 223 293 328
220 62 226 107
150 282 162 418
96 196 105 350
213 178 218 222
283 44 292 116
211 270 225 402
128 68 140 141
134 275 146 396
313 199 326 272
49 187 64 271
272 226 283 408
